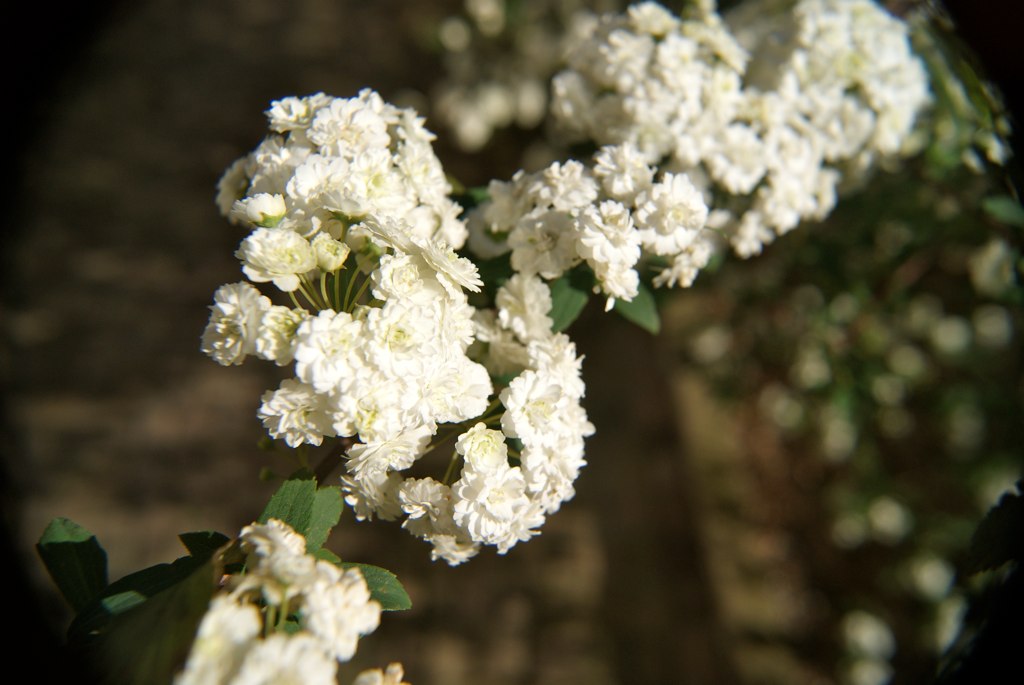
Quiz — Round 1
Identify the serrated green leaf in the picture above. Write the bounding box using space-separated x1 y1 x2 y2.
37 517 109 613
305 487 343 553
613 283 661 334
982 195 1024 228
967 488 1024 574
258 475 317 536
342 563 412 611
549 271 591 332
178 531 230 558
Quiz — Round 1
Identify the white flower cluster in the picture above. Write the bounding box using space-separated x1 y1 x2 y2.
431 0 618 151
469 149 713 308
217 89 467 251
204 91 594 564
546 0 930 259
349 273 595 565
175 519 394 685
388 290 595 564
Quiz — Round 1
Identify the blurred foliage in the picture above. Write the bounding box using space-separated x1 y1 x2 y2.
667 6 1022 683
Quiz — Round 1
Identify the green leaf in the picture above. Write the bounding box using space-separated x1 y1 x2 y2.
178 531 230 558
312 548 342 564
258 474 317 534
305 486 343 553
549 268 593 332
93 556 218 685
982 195 1024 228
613 282 661 334
69 553 215 641
342 563 412 611
37 517 109 613
966 487 1024 574
257 475 343 552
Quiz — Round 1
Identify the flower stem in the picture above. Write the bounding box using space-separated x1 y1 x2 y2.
299 275 328 310
320 272 331 310
277 597 290 631
442 452 462 485
314 441 351 484
343 270 360 311
265 604 278 638
350 272 374 308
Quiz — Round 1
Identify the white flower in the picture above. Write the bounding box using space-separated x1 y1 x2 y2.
371 253 429 302
427 533 480 566
414 239 483 296
174 596 261 685
338 149 413 219
342 470 404 521
255 305 309 366
452 465 540 552
397 479 481 565
508 209 580 279
286 154 350 212
258 379 337 448
651 235 714 288
311 232 351 272
634 173 709 256
308 91 392 157
352 663 410 685
526 334 587 400
519 442 587 514
293 310 366 395
230 633 338 685
236 227 317 292
575 200 641 304
301 563 382 662
592 143 654 205
416 358 492 425
345 424 433 480
456 423 509 473
500 370 571 450
231 193 288 227
628 2 679 37
266 92 333 133
217 155 255 220
399 477 452 522
397 139 450 204
705 124 767 194
496 274 553 343
729 209 773 258
529 160 600 212
479 170 533 235
236 519 317 605
201 282 271 366
472 309 530 376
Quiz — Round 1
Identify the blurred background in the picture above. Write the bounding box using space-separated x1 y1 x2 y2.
4 1 1021 684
